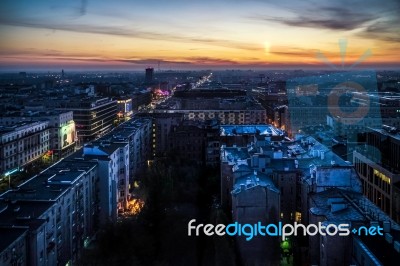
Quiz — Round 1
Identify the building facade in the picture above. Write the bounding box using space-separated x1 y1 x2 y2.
0 159 99 265
56 97 117 143
354 127 400 223
0 121 50 175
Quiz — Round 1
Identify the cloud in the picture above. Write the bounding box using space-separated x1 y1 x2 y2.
269 46 318 57
358 19 400 42
117 57 242 66
0 48 98 58
189 57 241 65
0 16 259 52
189 38 261 51
49 0 88 18
255 6 376 30
117 58 192 65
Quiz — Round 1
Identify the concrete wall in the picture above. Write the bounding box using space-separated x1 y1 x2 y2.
232 185 280 266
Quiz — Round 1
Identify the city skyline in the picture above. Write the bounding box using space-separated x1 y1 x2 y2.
0 0 399 71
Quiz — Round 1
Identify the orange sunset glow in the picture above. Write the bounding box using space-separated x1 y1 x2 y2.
0 0 399 71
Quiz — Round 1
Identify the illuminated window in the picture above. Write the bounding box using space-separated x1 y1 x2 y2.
374 169 390 184
295 212 302 222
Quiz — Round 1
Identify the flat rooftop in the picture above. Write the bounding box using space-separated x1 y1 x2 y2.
83 141 127 156
232 171 279 195
0 228 28 254
369 127 400 142
98 118 151 141
0 120 46 134
0 200 55 230
220 125 285 136
310 188 400 230
0 160 97 201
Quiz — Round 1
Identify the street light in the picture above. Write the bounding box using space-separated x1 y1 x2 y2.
4 168 18 189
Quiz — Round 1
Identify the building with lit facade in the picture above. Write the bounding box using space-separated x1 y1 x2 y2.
55 97 117 143
219 126 400 265
136 112 184 158
354 127 400 223
78 141 130 221
0 120 50 176
116 98 133 122
308 188 400 266
155 89 266 125
0 110 77 160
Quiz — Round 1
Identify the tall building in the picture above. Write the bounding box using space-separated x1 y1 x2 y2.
308 188 400 266
95 118 152 181
56 97 117 143
0 159 99 265
145 67 154 84
0 228 28 266
136 112 184 158
354 126 400 223
79 141 130 222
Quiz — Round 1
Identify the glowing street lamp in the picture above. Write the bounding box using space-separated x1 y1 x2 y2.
4 168 18 189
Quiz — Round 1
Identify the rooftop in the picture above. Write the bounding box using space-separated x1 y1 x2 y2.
310 188 400 230
0 120 47 134
220 124 285 136
0 200 55 230
0 110 72 118
369 126 400 142
83 141 127 157
0 160 97 201
0 228 28 254
232 171 279 195
221 146 250 164
98 118 151 141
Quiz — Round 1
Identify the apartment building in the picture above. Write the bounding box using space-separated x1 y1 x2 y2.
0 121 50 175
0 110 77 160
354 127 400 223
0 159 98 265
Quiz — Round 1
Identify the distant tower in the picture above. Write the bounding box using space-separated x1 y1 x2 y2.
61 69 65 78
145 67 154 84
259 74 265 83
